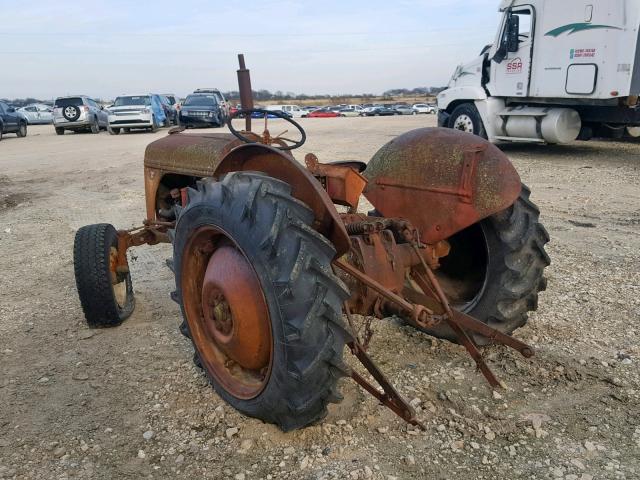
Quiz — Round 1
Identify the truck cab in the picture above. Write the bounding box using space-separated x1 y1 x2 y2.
438 0 640 143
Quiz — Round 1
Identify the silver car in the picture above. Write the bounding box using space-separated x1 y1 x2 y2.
53 96 109 135
393 105 414 115
18 104 54 124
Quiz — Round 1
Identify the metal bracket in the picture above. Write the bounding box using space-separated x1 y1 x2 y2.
344 304 424 429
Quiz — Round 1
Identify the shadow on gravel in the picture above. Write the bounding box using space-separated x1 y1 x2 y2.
499 139 640 165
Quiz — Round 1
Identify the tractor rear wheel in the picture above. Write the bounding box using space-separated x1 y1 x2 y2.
172 172 350 431
405 184 550 343
73 223 135 327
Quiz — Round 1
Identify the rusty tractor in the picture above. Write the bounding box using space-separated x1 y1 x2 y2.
73 55 550 431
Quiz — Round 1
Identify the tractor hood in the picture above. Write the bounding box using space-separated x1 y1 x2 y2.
363 127 521 244
144 132 240 177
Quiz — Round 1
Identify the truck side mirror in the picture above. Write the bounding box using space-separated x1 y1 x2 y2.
493 12 520 63
506 14 520 52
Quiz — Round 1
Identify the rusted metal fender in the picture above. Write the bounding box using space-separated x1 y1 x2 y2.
215 143 351 256
363 128 521 244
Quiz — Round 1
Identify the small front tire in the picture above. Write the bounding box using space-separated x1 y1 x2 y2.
74 223 135 327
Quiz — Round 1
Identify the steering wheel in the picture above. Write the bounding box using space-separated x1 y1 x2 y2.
227 108 306 151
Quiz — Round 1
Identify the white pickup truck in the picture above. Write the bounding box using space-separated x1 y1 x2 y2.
266 105 306 118
437 0 640 143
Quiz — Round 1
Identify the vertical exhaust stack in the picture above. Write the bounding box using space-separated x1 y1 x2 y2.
237 54 254 131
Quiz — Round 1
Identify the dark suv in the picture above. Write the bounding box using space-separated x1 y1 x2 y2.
179 91 228 128
0 101 28 141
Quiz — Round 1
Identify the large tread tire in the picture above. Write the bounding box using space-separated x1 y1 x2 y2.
449 103 487 139
74 223 135 327
172 172 351 431
408 184 550 343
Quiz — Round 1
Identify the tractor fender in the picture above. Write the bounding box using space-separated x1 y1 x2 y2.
215 143 350 256
362 127 521 244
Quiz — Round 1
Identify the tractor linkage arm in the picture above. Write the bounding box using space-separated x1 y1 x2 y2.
332 221 535 427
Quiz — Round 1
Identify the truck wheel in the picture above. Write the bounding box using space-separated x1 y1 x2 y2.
405 185 550 343
449 103 487 139
90 117 100 134
55 127 65 135
108 126 120 135
150 116 158 133
74 223 135 327
172 172 350 431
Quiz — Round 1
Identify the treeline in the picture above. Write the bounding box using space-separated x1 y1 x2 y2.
222 87 446 102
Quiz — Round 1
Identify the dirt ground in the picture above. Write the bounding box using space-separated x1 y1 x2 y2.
0 117 639 480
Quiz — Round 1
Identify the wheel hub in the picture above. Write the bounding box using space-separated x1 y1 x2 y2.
201 245 271 371
453 114 474 133
181 227 273 399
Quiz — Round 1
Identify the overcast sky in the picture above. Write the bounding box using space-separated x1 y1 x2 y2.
0 0 500 100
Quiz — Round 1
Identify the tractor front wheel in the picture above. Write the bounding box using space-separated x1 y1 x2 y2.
172 172 350 431
73 223 135 327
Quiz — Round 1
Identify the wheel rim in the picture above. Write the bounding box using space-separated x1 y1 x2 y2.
434 222 489 311
453 114 475 134
109 247 128 308
181 226 273 399
20 125 26 136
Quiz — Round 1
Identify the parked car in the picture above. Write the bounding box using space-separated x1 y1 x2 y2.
159 95 177 126
303 108 342 118
193 88 229 120
251 109 292 119
53 96 108 135
363 106 397 116
0 101 28 140
107 94 166 134
180 92 226 128
337 107 361 117
393 105 414 115
266 105 305 118
18 103 53 124
412 103 435 114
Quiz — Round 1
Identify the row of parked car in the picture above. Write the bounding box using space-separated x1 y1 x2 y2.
0 88 231 139
53 89 230 135
1 92 435 140
257 103 436 118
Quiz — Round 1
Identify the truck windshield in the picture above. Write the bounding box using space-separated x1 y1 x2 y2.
183 95 217 107
114 96 151 106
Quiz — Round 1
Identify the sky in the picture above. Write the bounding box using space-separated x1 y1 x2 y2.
0 0 501 100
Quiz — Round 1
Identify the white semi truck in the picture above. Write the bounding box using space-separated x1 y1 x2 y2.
437 0 640 143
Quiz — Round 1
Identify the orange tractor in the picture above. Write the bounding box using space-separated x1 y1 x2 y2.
74 56 549 431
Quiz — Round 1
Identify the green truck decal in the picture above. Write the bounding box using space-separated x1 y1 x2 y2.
546 23 621 37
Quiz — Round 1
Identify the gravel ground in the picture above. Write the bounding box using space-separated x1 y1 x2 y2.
0 118 638 480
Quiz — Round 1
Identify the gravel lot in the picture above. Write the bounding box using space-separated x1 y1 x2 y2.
1 117 639 480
